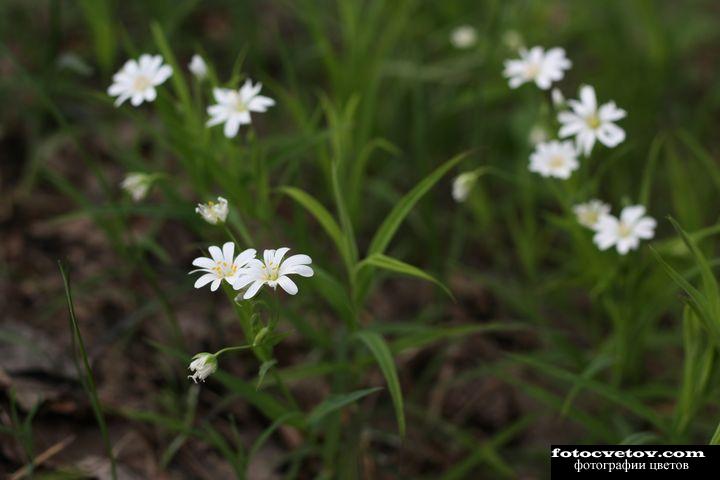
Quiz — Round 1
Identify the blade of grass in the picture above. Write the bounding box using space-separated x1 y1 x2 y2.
367 151 470 256
59 261 117 480
355 331 405 436
357 253 454 300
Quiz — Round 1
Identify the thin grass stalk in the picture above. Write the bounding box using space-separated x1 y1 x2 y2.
59 261 117 480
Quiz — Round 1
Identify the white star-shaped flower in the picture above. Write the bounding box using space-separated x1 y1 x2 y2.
107 54 172 107
573 200 611 230
196 197 229 225
529 140 579 179
503 46 571 90
206 79 276 138
558 85 626 156
593 205 656 255
233 248 314 299
190 242 256 291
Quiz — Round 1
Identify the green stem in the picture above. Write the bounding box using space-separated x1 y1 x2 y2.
214 345 252 357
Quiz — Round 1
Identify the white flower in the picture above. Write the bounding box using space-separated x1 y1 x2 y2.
107 54 172 107
450 25 477 49
190 242 256 291
206 79 276 138
593 205 656 255
188 54 208 79
196 197 229 225
529 140 579 179
551 88 565 107
452 172 478 203
573 200 611 230
558 85 627 156
188 353 217 383
121 172 153 201
233 248 314 299
529 125 548 145
503 46 571 90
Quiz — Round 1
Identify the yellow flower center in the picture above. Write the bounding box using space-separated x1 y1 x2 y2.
263 262 279 282
548 155 565 169
581 211 599 225
525 62 540 78
133 75 151 91
212 261 238 278
234 97 248 113
586 114 601 130
617 222 632 238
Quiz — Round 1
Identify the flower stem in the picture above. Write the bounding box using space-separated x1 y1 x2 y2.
214 345 252 357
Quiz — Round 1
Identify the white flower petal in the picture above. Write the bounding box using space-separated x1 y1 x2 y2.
244 280 265 299
194 273 218 289
277 276 298 295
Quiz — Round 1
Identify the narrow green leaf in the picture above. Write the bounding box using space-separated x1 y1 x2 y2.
355 331 405 436
509 354 666 430
150 22 192 113
60 262 117 480
358 253 454 300
668 217 720 315
278 186 349 266
307 387 383 426
368 151 470 255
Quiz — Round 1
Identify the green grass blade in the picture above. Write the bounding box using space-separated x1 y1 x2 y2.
307 387 382 426
59 261 117 480
368 151 469 255
355 331 405 436
279 186 350 268
357 253 454 300
150 22 192 114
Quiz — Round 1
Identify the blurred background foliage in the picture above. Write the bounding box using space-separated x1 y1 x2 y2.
2 0 720 478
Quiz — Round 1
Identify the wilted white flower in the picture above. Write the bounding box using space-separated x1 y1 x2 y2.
450 25 477 49
529 125 548 145
190 242 256 291
503 46 571 90
206 79 276 138
196 197 229 225
529 140 579 179
121 172 153 201
558 85 626 156
188 54 208 79
452 171 478 203
107 54 172 107
593 205 656 255
233 248 314 299
573 200 611 230
551 88 565 107
188 353 217 383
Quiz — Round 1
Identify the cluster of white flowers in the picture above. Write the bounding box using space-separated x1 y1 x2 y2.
499 43 655 254
574 201 656 255
501 45 627 179
109 52 275 144
190 242 314 298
